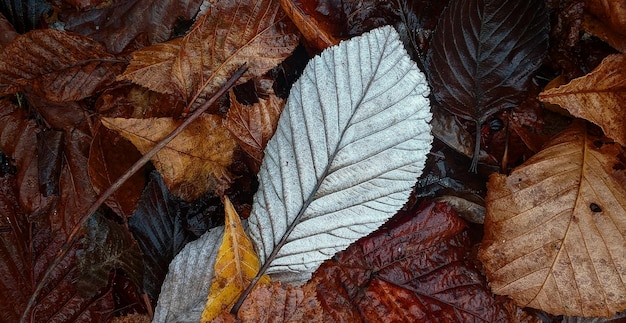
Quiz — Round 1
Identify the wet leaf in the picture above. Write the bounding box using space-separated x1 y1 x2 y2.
129 172 220 303
102 114 237 200
278 0 340 51
479 121 626 317
539 54 626 147
118 0 299 105
0 0 50 33
76 213 144 298
248 26 432 283
88 124 145 218
201 197 269 322
224 91 284 172
61 0 203 54
426 0 549 170
309 201 532 322
0 29 124 101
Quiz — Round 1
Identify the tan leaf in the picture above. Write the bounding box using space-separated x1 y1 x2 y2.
0 29 123 101
118 0 299 104
101 115 236 200
584 0 626 51
224 91 284 172
201 197 269 322
539 54 626 147
479 121 626 317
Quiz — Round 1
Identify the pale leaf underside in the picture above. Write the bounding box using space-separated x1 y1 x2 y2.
248 26 433 283
479 122 626 317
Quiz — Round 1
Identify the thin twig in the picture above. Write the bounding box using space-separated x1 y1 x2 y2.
20 65 248 323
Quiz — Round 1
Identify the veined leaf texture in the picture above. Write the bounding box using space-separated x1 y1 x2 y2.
247 25 432 283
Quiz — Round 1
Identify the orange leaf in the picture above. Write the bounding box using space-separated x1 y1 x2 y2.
479 121 626 317
101 115 236 200
539 54 626 147
0 29 123 101
278 0 339 52
118 0 299 105
583 0 626 51
224 91 284 172
201 197 269 322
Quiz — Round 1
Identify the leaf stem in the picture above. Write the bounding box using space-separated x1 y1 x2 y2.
470 121 481 173
19 64 248 323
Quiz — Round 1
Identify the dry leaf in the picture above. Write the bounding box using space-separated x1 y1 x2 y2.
118 0 299 104
539 54 626 147
278 0 339 52
224 91 284 172
584 0 626 52
102 115 237 200
201 197 269 322
479 121 626 317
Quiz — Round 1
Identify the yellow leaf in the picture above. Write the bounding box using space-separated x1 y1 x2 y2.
101 115 236 201
201 197 270 322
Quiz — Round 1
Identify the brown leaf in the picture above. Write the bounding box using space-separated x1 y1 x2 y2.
278 0 339 52
234 281 323 323
0 29 124 101
102 115 237 200
0 13 18 48
224 91 284 172
584 0 626 48
62 0 203 54
118 0 299 105
308 201 530 322
539 54 626 147
479 121 626 317
88 124 145 217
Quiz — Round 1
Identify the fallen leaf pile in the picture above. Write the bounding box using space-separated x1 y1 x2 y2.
1 0 626 321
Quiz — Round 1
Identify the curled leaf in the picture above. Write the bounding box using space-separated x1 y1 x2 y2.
479 121 626 317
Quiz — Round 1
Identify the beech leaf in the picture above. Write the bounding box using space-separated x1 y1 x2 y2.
247 25 432 284
201 197 269 322
539 54 626 147
118 0 299 103
0 29 123 101
426 0 549 170
102 114 237 200
224 91 285 172
479 121 626 317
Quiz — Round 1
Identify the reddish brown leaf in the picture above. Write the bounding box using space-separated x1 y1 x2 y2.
0 29 124 101
96 83 187 118
308 201 531 322
278 0 339 52
88 124 145 217
118 0 299 106
0 13 18 48
62 0 203 54
224 91 284 172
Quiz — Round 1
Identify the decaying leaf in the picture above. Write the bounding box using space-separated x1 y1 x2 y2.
583 0 626 52
118 0 299 104
201 197 269 322
277 0 339 52
102 114 237 200
247 25 432 284
224 91 284 172
539 54 626 147
61 0 203 54
309 201 533 322
76 213 144 298
0 29 124 101
426 0 549 170
479 121 626 317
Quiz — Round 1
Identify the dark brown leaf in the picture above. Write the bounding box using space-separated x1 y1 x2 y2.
426 0 549 170
76 213 144 298
0 29 124 101
309 201 531 322
0 0 50 33
37 129 64 197
0 12 18 48
61 0 203 54
88 124 145 217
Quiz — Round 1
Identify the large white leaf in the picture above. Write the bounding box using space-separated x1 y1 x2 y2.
248 25 432 283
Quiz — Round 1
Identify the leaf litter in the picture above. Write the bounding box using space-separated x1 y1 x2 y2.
1 0 626 321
